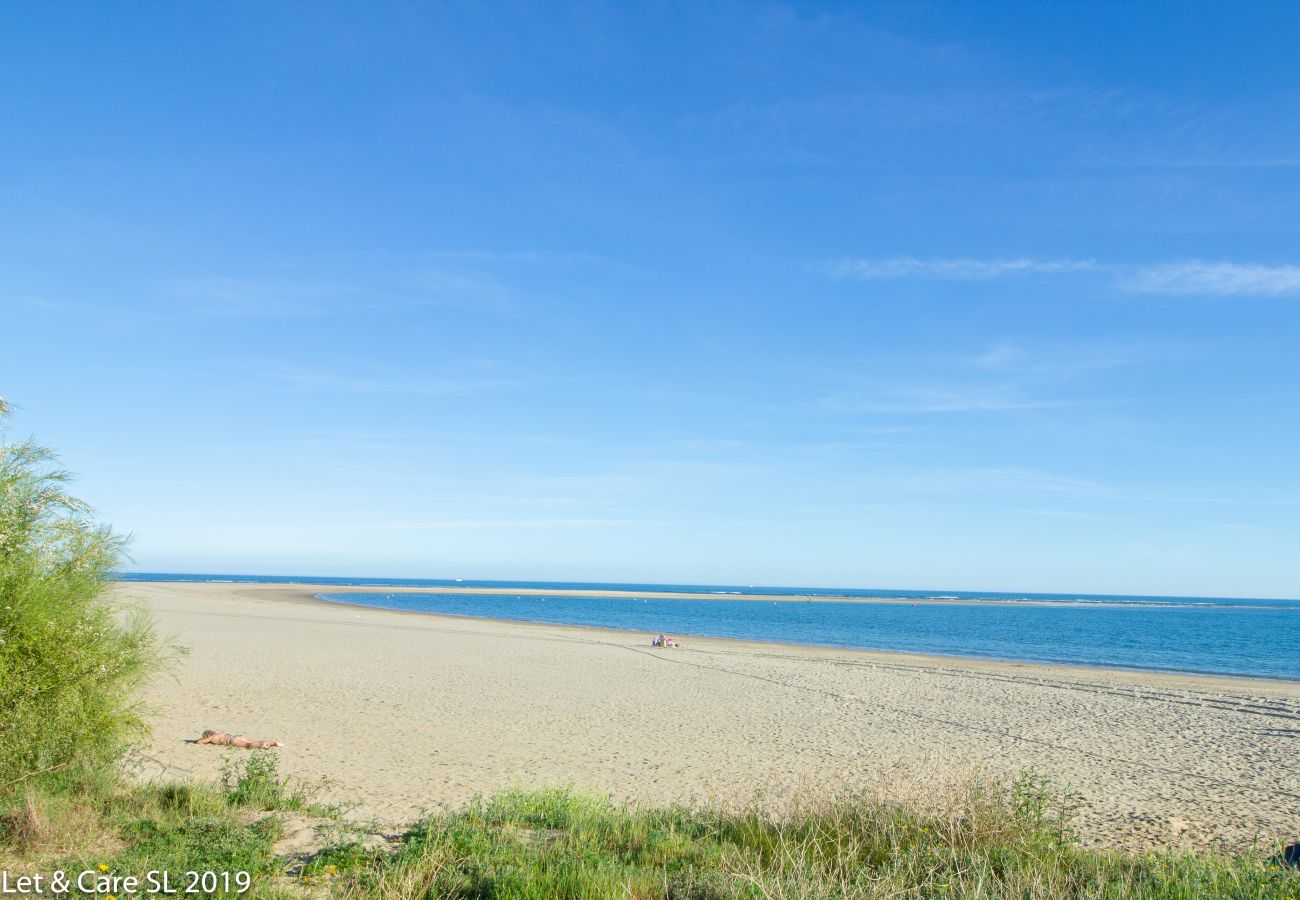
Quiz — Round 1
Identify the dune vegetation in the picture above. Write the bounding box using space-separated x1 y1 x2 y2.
7 757 1299 899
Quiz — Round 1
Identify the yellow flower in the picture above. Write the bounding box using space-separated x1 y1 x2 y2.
97 864 109 872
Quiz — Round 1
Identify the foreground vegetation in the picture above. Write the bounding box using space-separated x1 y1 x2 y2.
2 751 333 893
0 397 172 793
320 778 1298 899
0 755 1294 898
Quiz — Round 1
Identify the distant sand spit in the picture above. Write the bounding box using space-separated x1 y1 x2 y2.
123 581 1300 852
122 580 1247 608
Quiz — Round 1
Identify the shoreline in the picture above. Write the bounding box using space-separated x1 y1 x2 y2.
121 580 1300 851
309 588 1300 687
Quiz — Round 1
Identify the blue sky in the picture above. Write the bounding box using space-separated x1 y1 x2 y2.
4 2 1299 597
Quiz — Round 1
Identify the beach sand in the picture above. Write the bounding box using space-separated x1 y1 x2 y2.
122 581 1300 852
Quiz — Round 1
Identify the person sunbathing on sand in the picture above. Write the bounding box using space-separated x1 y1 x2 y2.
195 730 283 749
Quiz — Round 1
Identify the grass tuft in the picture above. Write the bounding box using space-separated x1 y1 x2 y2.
0 789 50 852
221 749 338 816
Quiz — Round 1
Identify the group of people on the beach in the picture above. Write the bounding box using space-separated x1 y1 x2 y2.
651 633 678 648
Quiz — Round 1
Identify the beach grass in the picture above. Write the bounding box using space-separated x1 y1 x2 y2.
309 777 1297 899
1 752 339 895
5 754 1296 897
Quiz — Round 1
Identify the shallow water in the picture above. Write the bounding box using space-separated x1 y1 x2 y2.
308 588 1299 680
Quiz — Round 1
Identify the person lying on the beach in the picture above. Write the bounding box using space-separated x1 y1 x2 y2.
195 730 283 749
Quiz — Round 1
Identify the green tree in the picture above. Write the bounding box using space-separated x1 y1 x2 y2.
0 397 169 793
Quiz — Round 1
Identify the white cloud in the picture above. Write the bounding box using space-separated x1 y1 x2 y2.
820 256 1095 281
1119 261 1300 296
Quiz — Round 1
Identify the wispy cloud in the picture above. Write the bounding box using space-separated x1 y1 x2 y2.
424 249 600 266
877 467 1111 498
159 267 517 319
1010 508 1104 520
270 368 524 396
812 337 1167 422
819 384 1067 414
1203 522 1271 532
967 337 1195 378
1118 261 1300 296
360 517 654 531
165 276 363 318
148 248 600 320
820 257 1095 281
1127 541 1200 564
818 255 1300 297
970 340 1027 370
10 294 153 319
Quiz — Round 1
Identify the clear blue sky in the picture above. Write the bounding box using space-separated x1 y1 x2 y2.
4 2 1299 597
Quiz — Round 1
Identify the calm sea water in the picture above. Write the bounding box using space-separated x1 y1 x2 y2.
120 573 1300 680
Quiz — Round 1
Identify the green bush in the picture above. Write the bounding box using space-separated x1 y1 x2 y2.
0 398 170 795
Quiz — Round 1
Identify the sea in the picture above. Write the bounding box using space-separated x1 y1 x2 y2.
117 572 1300 681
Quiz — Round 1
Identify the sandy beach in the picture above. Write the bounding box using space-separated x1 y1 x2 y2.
123 581 1300 853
